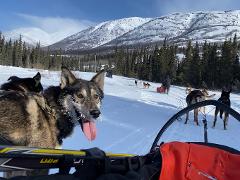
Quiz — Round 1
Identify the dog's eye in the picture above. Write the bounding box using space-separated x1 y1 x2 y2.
94 94 99 99
78 94 84 99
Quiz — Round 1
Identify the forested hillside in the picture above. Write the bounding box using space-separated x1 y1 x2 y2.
1 32 240 89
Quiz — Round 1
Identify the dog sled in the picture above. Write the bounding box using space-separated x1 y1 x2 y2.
1 100 240 180
157 85 166 93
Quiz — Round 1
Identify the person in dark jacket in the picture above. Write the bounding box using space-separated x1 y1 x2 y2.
162 75 171 94
135 80 138 86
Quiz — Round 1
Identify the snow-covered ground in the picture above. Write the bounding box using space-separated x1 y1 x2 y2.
0 65 240 156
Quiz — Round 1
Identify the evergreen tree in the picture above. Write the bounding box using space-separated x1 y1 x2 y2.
151 45 160 82
183 41 193 85
207 44 218 88
220 40 233 87
232 34 240 82
191 42 201 87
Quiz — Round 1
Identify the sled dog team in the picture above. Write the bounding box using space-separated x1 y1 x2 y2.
185 86 231 130
0 69 232 153
0 67 233 177
137 78 231 129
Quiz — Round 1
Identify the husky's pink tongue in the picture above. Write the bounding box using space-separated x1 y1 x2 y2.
82 121 96 141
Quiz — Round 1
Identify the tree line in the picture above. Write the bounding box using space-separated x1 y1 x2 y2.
114 36 240 90
0 32 240 90
0 33 108 71
114 40 177 85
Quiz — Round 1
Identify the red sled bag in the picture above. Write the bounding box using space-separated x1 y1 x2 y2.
159 141 240 180
157 86 166 93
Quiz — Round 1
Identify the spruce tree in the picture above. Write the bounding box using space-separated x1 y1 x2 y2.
191 42 201 87
183 40 193 85
220 40 233 87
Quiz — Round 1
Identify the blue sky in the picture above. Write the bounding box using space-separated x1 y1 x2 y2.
0 0 155 31
1 0 240 45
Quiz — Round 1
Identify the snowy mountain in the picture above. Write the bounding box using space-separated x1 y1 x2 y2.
48 17 151 51
107 10 240 46
49 10 240 51
3 28 50 47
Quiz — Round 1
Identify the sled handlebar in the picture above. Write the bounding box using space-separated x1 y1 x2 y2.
0 146 140 172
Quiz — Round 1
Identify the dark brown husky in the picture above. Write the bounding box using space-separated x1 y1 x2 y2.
0 72 43 93
185 89 215 125
212 88 231 130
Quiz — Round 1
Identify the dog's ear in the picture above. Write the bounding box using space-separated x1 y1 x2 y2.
33 72 41 86
60 66 77 89
8 76 19 81
91 70 105 91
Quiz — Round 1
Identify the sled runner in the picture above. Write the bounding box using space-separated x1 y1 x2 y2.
1 100 240 180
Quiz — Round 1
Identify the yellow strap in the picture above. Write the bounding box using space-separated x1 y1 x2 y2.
0 147 136 158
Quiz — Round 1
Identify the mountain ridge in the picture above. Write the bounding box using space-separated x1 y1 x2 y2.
49 10 240 51
6 10 240 50
48 17 151 51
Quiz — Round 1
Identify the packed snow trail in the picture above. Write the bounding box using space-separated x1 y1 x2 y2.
0 66 240 155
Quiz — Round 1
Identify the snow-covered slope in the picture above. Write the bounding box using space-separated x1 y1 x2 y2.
3 28 50 47
49 10 240 51
1 66 240 155
48 17 151 50
107 10 240 46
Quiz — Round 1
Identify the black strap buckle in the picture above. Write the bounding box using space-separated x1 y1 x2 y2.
125 156 144 171
58 154 74 174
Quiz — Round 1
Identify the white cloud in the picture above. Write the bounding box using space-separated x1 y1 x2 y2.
4 14 95 46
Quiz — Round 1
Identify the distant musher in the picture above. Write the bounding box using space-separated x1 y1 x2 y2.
162 75 171 94
135 80 138 86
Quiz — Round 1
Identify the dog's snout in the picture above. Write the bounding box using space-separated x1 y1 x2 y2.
90 110 101 118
